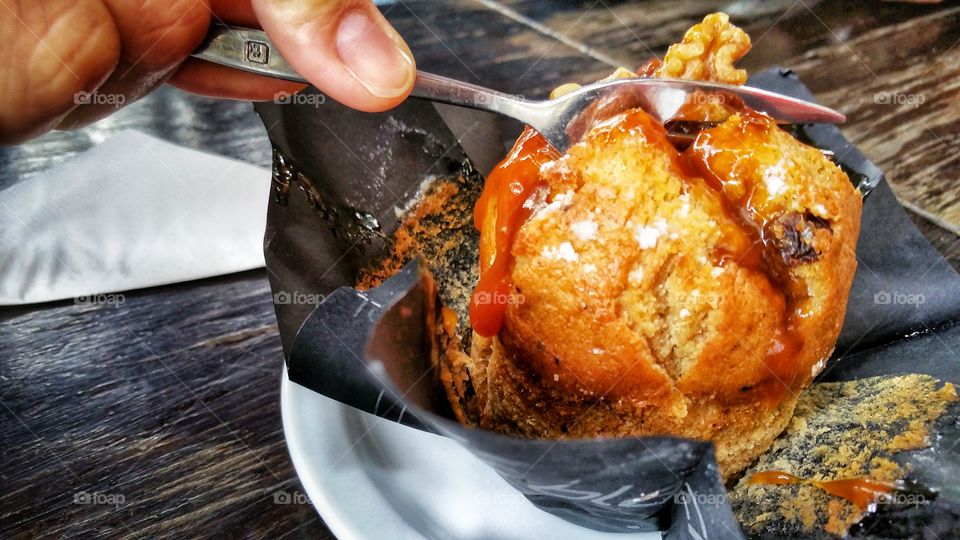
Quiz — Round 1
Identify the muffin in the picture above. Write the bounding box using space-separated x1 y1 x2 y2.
438 13 862 479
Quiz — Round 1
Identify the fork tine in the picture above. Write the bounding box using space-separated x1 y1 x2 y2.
578 77 846 125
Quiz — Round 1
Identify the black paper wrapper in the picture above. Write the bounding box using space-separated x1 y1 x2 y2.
253 69 960 538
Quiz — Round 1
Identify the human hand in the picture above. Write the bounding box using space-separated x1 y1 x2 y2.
0 0 415 145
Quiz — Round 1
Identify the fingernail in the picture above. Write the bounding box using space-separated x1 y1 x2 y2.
336 10 414 98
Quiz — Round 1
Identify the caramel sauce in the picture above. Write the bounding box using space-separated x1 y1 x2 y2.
469 127 559 338
589 107 677 156
441 306 459 331
470 111 676 338
635 58 662 77
748 471 897 511
685 111 806 402
469 109 806 404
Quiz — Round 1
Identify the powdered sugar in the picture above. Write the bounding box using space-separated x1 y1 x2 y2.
571 220 598 241
541 241 579 262
763 159 789 197
633 218 669 249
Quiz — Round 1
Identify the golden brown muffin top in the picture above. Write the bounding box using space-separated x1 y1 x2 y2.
468 12 861 408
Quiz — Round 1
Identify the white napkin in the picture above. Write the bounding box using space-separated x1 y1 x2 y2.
0 131 271 305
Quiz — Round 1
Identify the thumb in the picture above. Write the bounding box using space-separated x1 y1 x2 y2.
251 0 415 112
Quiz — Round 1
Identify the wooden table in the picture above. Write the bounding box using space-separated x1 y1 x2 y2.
2 1 958 538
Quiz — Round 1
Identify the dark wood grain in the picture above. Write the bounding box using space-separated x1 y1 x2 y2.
387 0 613 96
784 6 960 233
0 271 330 539
1 0 958 539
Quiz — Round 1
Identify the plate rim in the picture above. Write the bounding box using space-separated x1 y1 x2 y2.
281 367 368 540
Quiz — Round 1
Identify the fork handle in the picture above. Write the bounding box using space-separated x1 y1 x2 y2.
410 71 533 122
191 24 306 83
191 23 536 123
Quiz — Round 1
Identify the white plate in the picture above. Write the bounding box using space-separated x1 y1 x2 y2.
281 369 662 539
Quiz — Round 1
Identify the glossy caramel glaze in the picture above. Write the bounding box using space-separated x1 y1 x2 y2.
454 16 861 481
685 110 861 404
471 110 813 404
686 111 808 403
748 471 897 511
470 127 559 337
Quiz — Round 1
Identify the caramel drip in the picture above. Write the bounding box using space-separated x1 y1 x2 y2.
685 111 805 403
470 112 673 338
469 127 559 338
748 471 897 511
470 109 807 405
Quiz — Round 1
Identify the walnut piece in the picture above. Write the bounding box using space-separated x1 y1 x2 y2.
655 12 751 85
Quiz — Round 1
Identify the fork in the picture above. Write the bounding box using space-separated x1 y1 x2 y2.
191 23 845 152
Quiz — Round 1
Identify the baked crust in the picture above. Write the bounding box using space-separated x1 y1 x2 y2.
438 13 862 479
444 109 860 477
